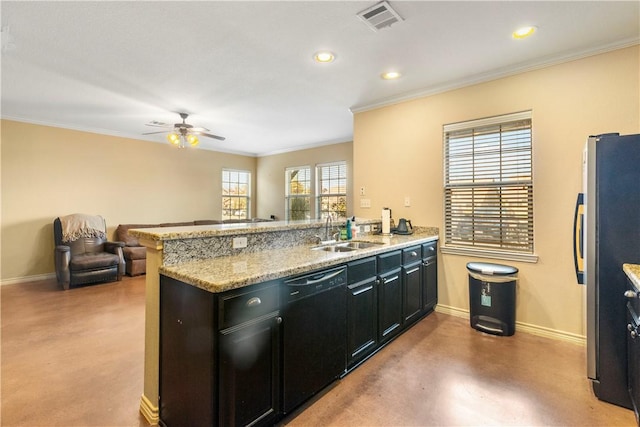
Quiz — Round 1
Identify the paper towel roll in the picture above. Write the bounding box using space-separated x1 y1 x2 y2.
382 208 391 234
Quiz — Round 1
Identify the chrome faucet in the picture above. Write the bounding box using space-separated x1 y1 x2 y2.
314 213 336 245
325 214 333 242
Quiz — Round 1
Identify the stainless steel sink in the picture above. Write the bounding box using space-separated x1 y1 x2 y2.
312 245 356 252
311 240 385 252
344 241 384 249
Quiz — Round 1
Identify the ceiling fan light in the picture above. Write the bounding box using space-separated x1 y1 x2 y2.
187 134 199 146
513 25 536 39
167 133 180 145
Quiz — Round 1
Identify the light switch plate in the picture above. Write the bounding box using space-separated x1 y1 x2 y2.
360 198 371 208
404 196 411 207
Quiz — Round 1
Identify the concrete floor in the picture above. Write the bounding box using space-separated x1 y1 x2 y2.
1 275 635 426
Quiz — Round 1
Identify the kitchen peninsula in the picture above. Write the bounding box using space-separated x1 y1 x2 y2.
130 219 438 425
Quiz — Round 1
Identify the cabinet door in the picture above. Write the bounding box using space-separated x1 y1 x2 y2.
422 256 438 313
160 276 215 427
628 304 640 421
219 314 281 427
379 268 402 343
403 261 422 325
347 277 378 368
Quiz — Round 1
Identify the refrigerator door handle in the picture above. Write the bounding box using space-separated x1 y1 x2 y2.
574 192 585 284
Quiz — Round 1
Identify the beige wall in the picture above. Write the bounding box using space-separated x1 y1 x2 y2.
256 142 353 220
353 45 640 338
0 120 256 281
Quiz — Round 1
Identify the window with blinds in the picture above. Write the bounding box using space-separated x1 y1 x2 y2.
444 111 533 253
285 166 311 220
316 162 347 220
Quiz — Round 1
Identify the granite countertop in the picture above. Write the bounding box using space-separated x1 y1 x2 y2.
624 264 640 290
160 231 438 293
129 218 379 241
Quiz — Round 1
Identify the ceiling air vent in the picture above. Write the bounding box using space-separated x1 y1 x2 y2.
357 1 404 32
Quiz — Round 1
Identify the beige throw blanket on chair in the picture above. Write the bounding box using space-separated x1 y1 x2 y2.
60 213 107 243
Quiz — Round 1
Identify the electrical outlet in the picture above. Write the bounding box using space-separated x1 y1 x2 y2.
364 225 371 233
360 186 366 196
232 236 247 249
360 198 371 208
404 196 411 207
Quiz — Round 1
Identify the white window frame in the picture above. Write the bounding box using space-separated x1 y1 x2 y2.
285 166 311 221
222 169 251 220
441 111 538 263
316 161 347 220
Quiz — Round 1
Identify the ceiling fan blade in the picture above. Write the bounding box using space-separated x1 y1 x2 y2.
190 126 210 132
198 132 226 141
145 122 173 128
142 130 170 135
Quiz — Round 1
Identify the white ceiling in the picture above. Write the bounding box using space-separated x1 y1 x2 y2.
1 1 638 156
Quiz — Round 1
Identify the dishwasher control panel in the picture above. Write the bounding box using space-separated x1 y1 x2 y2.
284 266 346 301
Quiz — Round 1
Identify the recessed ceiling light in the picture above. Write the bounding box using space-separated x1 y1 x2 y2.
381 71 401 80
512 26 537 39
313 51 335 63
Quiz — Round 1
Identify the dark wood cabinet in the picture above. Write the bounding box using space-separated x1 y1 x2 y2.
626 277 640 425
219 313 281 427
422 241 438 313
378 250 402 344
160 275 281 427
378 269 402 342
218 281 281 427
347 257 378 368
160 239 439 426
160 276 216 427
403 260 422 325
402 245 423 325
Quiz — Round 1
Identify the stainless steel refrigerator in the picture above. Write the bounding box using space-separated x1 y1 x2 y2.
574 132 640 408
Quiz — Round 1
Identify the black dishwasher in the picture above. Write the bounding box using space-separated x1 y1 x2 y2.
282 266 347 413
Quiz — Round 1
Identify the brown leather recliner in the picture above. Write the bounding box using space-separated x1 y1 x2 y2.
54 215 125 290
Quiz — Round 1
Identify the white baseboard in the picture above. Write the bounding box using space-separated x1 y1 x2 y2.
434 304 586 346
1 272 56 286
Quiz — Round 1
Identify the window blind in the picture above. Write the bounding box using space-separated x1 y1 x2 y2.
444 113 533 253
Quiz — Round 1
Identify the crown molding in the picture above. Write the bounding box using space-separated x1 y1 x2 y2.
257 138 353 158
0 115 257 157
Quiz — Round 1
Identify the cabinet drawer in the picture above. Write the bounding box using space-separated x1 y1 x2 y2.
422 241 437 259
219 282 280 329
348 257 377 284
402 246 421 265
377 250 401 273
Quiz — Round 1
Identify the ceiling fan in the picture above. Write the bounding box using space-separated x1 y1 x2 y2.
143 112 225 148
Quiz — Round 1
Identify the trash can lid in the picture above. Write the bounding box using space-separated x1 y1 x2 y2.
466 262 518 276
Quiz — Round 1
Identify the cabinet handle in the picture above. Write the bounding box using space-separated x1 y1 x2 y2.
276 316 282 324
624 290 639 299
410 251 418 257
246 297 262 307
632 330 637 339
353 285 373 296
383 275 399 284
